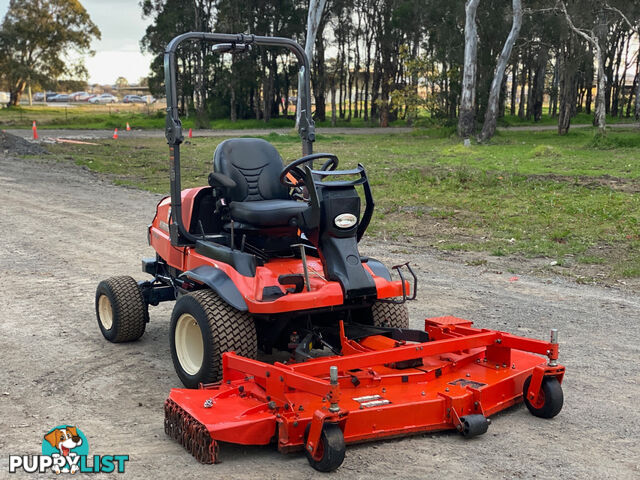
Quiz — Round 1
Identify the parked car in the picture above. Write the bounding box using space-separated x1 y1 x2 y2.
33 92 45 101
52 94 71 102
123 95 146 104
89 93 118 104
45 92 58 101
141 95 156 104
69 91 88 101
0 92 9 104
76 93 96 102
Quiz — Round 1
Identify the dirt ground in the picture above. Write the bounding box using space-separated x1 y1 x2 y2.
0 152 639 479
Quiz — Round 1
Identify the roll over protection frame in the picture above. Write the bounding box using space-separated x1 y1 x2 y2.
163 32 316 245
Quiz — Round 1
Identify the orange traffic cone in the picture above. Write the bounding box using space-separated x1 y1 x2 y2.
126 122 131 131
32 121 38 140
112 128 118 139
188 128 193 139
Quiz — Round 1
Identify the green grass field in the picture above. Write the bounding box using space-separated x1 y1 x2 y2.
2 104 637 130
38 126 640 281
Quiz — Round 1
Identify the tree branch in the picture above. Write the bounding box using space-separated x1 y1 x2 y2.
559 1 597 48
603 3 638 33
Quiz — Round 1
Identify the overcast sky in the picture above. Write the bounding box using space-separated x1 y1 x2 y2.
0 0 154 85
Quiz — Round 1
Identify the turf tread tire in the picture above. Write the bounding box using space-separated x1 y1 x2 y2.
371 301 410 329
95 276 148 343
170 289 257 388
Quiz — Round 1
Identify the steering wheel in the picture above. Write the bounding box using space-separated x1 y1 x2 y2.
280 153 339 188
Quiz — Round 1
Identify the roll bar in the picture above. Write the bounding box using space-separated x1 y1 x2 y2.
163 32 316 245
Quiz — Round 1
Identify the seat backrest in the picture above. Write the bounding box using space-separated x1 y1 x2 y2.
213 138 289 202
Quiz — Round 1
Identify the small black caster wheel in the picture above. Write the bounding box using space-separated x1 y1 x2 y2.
459 414 490 438
523 375 564 419
304 423 346 472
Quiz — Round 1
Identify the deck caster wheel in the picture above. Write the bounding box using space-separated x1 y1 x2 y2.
170 289 257 388
523 375 564 419
95 276 148 342
304 423 346 472
459 414 490 438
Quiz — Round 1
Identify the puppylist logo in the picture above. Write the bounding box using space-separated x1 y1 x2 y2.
8 425 129 474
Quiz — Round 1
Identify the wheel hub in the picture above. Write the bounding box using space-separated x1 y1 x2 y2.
98 295 113 330
175 313 204 375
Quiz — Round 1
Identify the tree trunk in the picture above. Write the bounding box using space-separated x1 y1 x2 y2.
363 37 372 122
626 58 638 117
549 59 559 117
480 0 522 142
525 60 534 119
593 42 607 133
9 77 27 106
532 49 548 122
558 37 577 135
193 2 209 129
560 1 606 134
331 81 337 127
518 63 527 118
458 0 481 139
510 59 518 116
296 0 327 127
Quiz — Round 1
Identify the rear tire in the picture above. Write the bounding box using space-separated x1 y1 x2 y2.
95 276 148 342
170 289 257 388
371 301 409 329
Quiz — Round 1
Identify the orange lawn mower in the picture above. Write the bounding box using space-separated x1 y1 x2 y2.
95 33 565 473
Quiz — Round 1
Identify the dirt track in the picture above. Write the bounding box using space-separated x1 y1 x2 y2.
0 153 639 479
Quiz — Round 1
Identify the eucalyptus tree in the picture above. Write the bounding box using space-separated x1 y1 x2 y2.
0 0 100 106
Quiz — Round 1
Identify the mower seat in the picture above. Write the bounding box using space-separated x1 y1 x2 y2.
213 138 308 227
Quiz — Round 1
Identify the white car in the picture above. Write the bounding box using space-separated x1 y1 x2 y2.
0 92 10 103
89 93 118 104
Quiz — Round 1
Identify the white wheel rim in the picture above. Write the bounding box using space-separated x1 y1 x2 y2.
98 295 113 330
175 313 204 376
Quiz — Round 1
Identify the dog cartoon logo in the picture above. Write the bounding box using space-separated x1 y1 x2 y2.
42 425 89 474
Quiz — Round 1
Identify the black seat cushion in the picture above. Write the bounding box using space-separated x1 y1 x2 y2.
214 138 290 202
230 200 308 227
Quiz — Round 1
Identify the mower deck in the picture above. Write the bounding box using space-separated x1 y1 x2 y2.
164 316 565 471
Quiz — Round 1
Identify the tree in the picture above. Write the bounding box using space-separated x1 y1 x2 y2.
0 0 100 106
479 0 523 141
458 0 481 139
560 1 607 134
115 77 129 89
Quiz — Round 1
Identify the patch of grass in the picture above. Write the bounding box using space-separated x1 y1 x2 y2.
41 127 640 281
615 256 640 278
578 255 607 265
466 258 488 266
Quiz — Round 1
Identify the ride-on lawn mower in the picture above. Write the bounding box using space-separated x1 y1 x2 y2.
95 33 565 472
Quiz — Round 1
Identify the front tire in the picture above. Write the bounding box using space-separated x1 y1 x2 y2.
170 290 257 388
371 301 409 329
95 276 148 342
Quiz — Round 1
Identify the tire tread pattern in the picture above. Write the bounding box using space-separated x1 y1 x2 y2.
191 289 257 382
371 301 410 329
98 276 148 342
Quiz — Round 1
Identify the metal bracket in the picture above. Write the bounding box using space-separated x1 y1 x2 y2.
379 262 418 304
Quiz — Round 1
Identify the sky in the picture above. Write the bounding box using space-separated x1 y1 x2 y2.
0 0 154 85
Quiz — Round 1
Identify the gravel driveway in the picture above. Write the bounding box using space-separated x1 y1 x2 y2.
0 153 638 479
